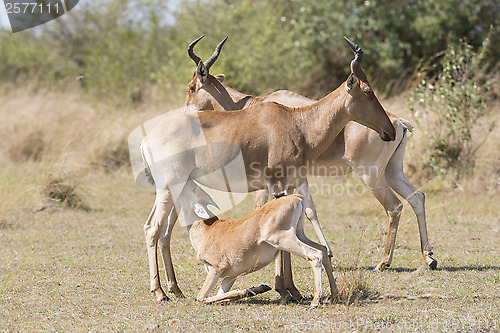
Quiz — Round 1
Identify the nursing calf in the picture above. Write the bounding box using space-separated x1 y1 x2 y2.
182 182 337 308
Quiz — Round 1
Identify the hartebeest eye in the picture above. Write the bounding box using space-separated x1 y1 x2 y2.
189 85 196 93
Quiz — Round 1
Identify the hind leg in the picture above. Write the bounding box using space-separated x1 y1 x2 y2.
217 277 236 296
386 169 437 269
370 181 403 272
296 180 333 257
386 139 437 269
144 188 174 301
158 207 185 297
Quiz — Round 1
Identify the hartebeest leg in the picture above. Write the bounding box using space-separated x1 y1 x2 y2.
296 215 338 301
282 251 303 300
196 268 222 302
218 277 236 295
296 181 333 257
385 139 437 269
275 251 302 304
369 180 403 272
267 231 324 308
158 207 185 297
254 189 269 209
144 188 173 301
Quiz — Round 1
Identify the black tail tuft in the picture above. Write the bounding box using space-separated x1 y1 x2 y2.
144 163 155 186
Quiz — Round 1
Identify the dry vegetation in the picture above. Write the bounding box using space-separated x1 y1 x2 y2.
0 83 499 332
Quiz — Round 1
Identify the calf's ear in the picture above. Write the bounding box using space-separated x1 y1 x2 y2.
192 202 210 219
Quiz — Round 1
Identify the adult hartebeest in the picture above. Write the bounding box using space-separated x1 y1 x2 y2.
179 178 337 308
184 35 437 276
141 36 395 302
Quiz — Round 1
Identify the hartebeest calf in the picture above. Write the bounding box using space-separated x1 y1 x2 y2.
184 35 437 276
178 179 337 308
141 37 396 302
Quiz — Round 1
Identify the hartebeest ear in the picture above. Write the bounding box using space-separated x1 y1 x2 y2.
192 202 210 219
214 74 225 83
196 61 209 84
346 73 359 92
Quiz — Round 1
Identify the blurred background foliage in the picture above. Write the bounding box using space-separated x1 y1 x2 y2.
0 0 498 102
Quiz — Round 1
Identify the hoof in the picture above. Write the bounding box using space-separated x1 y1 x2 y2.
286 287 303 301
151 288 169 302
278 293 292 305
428 258 438 270
175 292 186 299
374 262 388 272
308 303 319 310
169 288 185 299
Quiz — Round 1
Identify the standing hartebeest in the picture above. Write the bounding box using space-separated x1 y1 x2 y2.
141 37 396 302
183 35 437 277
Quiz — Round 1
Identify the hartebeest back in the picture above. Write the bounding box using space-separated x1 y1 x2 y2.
183 36 437 274
141 37 396 302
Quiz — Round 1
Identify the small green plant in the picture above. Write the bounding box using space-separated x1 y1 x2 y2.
409 36 496 176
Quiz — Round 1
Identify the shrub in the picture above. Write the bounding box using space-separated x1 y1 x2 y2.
409 36 496 177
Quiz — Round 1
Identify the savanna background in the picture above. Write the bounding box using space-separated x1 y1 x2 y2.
0 0 499 332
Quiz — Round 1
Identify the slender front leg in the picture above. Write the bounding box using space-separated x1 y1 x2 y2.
282 251 303 301
254 189 270 209
144 189 173 301
296 180 333 257
275 250 292 304
267 231 324 308
196 267 222 302
158 207 184 297
296 215 338 302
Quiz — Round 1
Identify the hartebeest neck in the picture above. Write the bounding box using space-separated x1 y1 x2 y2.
291 83 349 161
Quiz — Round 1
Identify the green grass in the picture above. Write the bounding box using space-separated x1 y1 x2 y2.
1 168 499 332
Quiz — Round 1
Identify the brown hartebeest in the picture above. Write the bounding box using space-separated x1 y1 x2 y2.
183 36 437 280
179 178 337 308
141 36 396 302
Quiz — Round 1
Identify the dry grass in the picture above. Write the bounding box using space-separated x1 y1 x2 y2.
0 86 499 332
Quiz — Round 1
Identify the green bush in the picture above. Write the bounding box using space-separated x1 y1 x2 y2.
0 0 498 101
409 36 496 176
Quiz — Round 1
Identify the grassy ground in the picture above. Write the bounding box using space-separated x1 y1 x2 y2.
0 167 499 332
0 86 499 332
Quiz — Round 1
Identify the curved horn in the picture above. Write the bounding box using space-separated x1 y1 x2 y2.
204 36 228 69
188 35 205 65
344 36 364 77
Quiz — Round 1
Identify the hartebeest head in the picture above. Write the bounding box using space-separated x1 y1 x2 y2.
342 36 395 141
184 35 232 112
